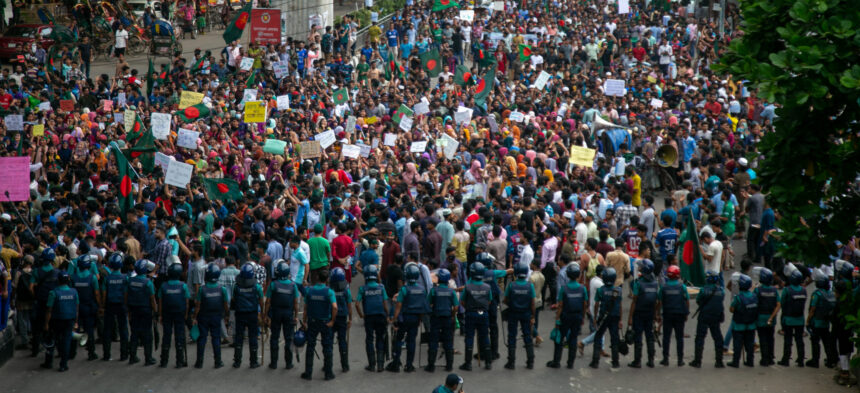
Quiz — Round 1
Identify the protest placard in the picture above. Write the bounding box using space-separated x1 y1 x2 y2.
177 128 200 149
165 160 194 188
534 71 551 90
0 157 31 201
4 115 23 131
38 102 51 111
384 133 397 146
300 141 321 158
488 114 499 134
650 98 664 109
604 79 626 97
399 116 413 132
414 102 430 116
242 89 258 103
240 57 254 71
454 106 473 124
244 101 267 123
569 146 597 168
276 95 290 110
264 138 287 155
32 124 44 137
618 0 630 14
60 100 75 112
316 130 336 149
114 112 124 125
273 62 289 79
509 111 524 122
179 91 205 109
346 116 356 133
357 143 372 158
155 152 173 172
442 133 459 159
150 113 171 140
459 10 474 21
124 109 136 130
342 144 361 159
410 140 428 153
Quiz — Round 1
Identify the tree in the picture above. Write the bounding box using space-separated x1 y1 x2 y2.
717 0 860 265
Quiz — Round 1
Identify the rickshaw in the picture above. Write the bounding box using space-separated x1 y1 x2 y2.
150 18 182 58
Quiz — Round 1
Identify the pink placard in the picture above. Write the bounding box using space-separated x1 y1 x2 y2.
0 157 31 201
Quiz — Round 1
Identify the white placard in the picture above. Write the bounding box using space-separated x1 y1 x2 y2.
117 92 127 107
114 113 124 124
273 62 289 79
342 144 361 158
399 116 413 132
604 79 626 97
618 0 629 13
384 133 397 146
316 130 336 149
459 10 474 22
150 112 171 140
124 109 136 131
357 143 372 158
240 58 254 71
414 102 430 116
493 1 504 10
488 115 499 134
346 116 356 133
509 111 524 122
38 102 52 111
370 11 378 22
276 95 290 110
165 160 194 188
177 128 199 149
442 133 459 159
154 152 173 172
371 138 380 149
454 106 473 124
243 89 258 103
534 71 551 90
410 140 428 153
650 98 664 109
4 115 23 131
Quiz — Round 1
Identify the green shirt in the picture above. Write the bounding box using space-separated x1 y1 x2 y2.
307 236 331 271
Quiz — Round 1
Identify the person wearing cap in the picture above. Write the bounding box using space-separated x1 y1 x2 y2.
433 373 464 393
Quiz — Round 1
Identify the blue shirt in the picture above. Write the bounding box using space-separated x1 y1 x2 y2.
656 228 678 260
386 29 399 47
296 49 308 69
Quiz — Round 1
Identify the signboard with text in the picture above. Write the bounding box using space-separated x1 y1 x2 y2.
251 9 281 45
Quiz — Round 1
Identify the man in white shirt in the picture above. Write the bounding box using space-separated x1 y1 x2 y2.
114 25 129 57
658 41 673 76
700 232 723 274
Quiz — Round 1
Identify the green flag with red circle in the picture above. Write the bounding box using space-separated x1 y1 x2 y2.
393 104 413 125
109 142 135 220
474 65 495 106
420 49 442 78
454 65 472 87
518 44 533 62
174 103 212 123
223 3 252 45
333 87 349 105
678 212 706 287
432 0 459 11
203 177 242 201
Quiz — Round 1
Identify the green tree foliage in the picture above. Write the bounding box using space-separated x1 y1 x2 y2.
717 0 860 265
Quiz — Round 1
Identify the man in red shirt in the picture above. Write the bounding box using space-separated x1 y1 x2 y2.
632 42 646 63
704 94 722 118
331 222 355 282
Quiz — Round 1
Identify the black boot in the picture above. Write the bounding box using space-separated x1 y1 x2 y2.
119 341 129 362
159 346 170 368
777 356 790 367
504 347 516 370
525 343 535 370
385 359 401 372
285 344 293 369
87 340 98 361
324 350 335 380
444 350 454 372
611 345 620 368
690 346 703 368
214 350 224 368
270 345 279 369
547 343 562 368
646 340 656 368
715 350 724 368
365 350 375 372
727 350 741 368
250 346 260 369
143 340 156 366
459 348 472 371
102 339 112 361
425 350 436 372
796 344 805 368
483 347 493 370
628 343 642 368
589 348 600 369
128 339 140 364
176 343 187 368
377 352 385 373
233 342 243 368
340 348 349 372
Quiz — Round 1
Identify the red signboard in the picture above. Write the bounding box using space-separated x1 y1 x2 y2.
250 8 281 45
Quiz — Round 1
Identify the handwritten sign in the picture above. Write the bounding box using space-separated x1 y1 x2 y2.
316 130 336 149
155 152 173 172
414 102 430 116
300 140 321 159
341 144 361 159
273 62 289 79
399 116 413 132
165 160 194 188
454 106 473 125
357 143 372 158
384 133 397 146
488 114 499 134
244 101 267 123
276 95 290 110
0 157 31 201
242 89 258 103
38 102 51 111
263 138 287 155
239 57 254 71
493 1 504 10
117 92 127 108
569 145 597 168
509 111 524 123
150 113 171 140
459 10 474 22
604 79 626 97
124 109 136 131
534 71 551 90
4 115 23 131
177 128 199 149
371 138 380 149
103 100 113 112
442 133 459 159
650 98 664 109
179 91 205 109
60 100 75 112
618 0 630 14
32 124 45 137
114 112 124 125
410 140 428 153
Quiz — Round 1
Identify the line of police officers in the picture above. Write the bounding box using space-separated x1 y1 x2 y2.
28 246 854 382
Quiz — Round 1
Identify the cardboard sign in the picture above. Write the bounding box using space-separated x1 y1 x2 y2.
300 140 321 158
410 140 428 153
124 109 136 131
263 138 287 155
316 130 336 149
534 71 551 90
414 101 430 116
179 91 205 109
59 100 75 112
250 8 282 45
604 79 626 97
357 143 372 158
442 133 459 159
569 145 597 168
276 95 290 110
177 128 199 149
459 10 474 21
341 144 361 159
32 124 45 137
150 112 172 140
384 133 397 146
273 62 289 79
244 101 267 123
509 111 524 123
4 115 23 131
165 160 194 188
454 107 473 125
650 98 664 109
399 116 413 132
240 57 255 71
154 152 173 172
0 157 31 201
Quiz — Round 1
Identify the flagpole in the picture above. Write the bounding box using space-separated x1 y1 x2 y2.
109 141 143 179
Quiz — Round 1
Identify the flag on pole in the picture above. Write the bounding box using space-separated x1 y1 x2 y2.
678 213 706 287
146 58 155 97
474 65 495 106
222 3 252 44
174 103 212 123
518 44 533 62
432 0 459 11
110 142 135 219
333 87 349 105
453 65 472 87
202 178 243 201
191 50 211 74
419 49 442 78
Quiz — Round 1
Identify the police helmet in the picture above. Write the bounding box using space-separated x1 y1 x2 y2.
759 268 773 286
514 262 529 279
204 263 221 283
239 263 255 279
330 267 347 291
364 264 379 281
836 260 855 280
293 328 307 347
41 248 56 264
638 259 654 275
275 260 290 280
667 265 681 280
602 267 617 285
437 268 451 283
134 259 154 275
469 262 486 280
108 252 124 271
705 270 720 285
404 263 420 283
566 263 581 281
815 277 831 290
77 254 93 271
167 263 183 280
738 274 753 291
788 269 804 286
57 270 70 285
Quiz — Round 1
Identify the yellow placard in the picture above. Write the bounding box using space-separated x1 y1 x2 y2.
32 124 45 137
179 91 205 109
364 116 378 125
569 145 596 168
243 101 267 123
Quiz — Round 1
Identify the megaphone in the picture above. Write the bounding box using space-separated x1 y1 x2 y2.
591 116 630 134
656 144 678 167
72 331 88 347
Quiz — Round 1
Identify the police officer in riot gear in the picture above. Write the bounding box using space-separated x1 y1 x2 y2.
71 255 101 361
302 269 338 381
389 263 428 373
102 253 129 361
127 259 157 366
31 248 58 357
192 263 229 368
754 268 778 366
158 263 190 368
460 262 493 371
330 267 353 372
727 274 758 368
356 264 389 372
265 260 300 370
42 271 78 371
627 259 658 368
590 267 623 369
657 265 689 367
233 263 265 369
503 262 536 370
548 263 586 369
691 270 724 368
426 268 458 372
776 269 807 367
806 275 837 368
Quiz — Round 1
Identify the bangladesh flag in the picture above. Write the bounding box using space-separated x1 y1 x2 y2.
431 0 459 11
454 65 472 87
385 51 405 81
222 3 252 45
518 44 533 62
476 48 496 68
191 50 211 74
420 49 442 78
127 127 157 174
203 178 242 201
146 58 155 97
678 212 706 287
474 66 495 106
174 103 212 123
126 113 147 144
393 104 413 125
109 142 135 220
333 87 349 105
